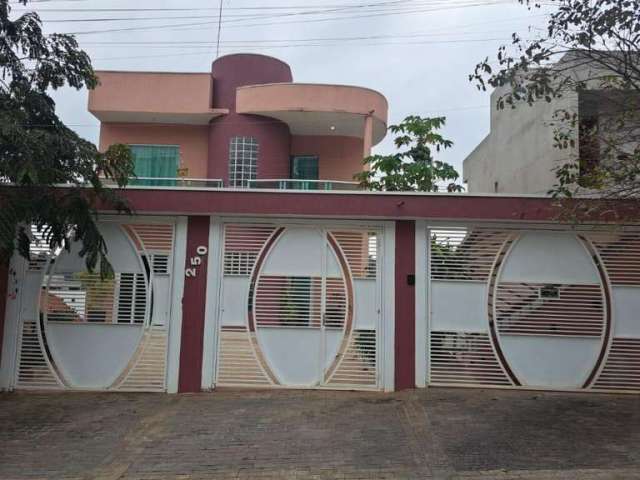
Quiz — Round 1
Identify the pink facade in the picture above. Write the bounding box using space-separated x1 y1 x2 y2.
89 53 388 185
291 135 365 180
99 124 210 178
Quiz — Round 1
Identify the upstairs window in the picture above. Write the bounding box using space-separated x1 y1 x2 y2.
291 155 319 180
129 145 179 186
290 155 319 190
229 136 258 188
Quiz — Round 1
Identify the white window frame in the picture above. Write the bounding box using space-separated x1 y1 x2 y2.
228 136 258 188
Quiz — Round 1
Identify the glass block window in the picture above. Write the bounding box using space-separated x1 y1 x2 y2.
229 136 259 188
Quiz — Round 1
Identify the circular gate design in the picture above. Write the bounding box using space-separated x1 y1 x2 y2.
40 224 149 388
249 227 353 387
488 231 611 389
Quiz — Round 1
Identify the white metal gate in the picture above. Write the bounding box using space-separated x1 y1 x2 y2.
10 221 175 392
427 225 640 393
215 222 382 390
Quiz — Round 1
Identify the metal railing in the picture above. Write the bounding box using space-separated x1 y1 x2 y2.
108 177 224 188
247 179 361 191
101 177 362 191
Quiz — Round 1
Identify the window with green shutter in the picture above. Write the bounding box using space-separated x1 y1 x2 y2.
129 145 179 186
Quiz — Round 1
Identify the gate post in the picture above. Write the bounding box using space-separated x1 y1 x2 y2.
395 220 416 390
0 261 8 375
178 216 210 393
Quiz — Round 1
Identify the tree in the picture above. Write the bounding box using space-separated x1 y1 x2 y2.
470 0 640 220
0 0 134 275
355 115 462 192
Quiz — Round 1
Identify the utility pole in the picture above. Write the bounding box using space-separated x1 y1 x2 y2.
215 0 224 59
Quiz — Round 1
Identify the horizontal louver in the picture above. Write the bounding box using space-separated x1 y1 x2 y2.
223 224 276 276
593 338 640 392
255 276 322 328
429 331 512 386
330 231 377 278
326 329 377 387
430 228 511 281
495 283 605 337
589 232 640 285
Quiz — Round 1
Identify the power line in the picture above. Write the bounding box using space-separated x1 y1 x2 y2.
15 0 486 13
14 0 423 9
79 29 529 47
89 38 519 62
57 1 518 35
75 13 547 49
27 0 464 23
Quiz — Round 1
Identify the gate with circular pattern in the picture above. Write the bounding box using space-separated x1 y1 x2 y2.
215 222 382 390
427 225 640 393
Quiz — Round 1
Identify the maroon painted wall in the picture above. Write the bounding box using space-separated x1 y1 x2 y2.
211 53 292 111
207 113 291 183
207 54 294 183
178 216 210 393
108 189 562 222
394 220 415 390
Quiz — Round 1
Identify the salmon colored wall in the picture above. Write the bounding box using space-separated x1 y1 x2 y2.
99 123 209 178
291 135 364 181
89 71 212 115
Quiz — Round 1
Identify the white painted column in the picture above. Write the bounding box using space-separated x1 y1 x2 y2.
201 216 223 391
166 216 187 394
414 220 427 388
363 114 374 158
381 221 396 391
0 256 25 391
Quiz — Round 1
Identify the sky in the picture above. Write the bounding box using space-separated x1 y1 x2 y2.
15 0 553 179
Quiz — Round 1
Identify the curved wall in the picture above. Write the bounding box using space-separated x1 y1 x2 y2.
208 114 291 182
208 54 293 181
211 54 292 111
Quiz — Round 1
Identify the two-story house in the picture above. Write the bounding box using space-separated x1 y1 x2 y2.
3 53 640 398
88 53 388 189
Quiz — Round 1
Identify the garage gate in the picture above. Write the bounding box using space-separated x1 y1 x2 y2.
7 220 177 392
427 225 640 393
213 222 384 390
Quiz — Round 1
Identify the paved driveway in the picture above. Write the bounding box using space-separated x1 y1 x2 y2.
1 388 640 479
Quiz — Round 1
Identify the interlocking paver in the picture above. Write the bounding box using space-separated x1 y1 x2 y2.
0 388 639 479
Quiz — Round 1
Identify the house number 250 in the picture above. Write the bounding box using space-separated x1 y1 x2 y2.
185 245 208 278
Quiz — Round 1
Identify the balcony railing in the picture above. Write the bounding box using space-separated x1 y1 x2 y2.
247 179 360 191
101 177 362 191
109 177 224 188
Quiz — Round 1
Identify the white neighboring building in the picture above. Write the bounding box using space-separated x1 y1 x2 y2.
463 52 637 194
463 85 575 194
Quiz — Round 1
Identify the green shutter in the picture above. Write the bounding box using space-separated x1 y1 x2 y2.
130 145 179 186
